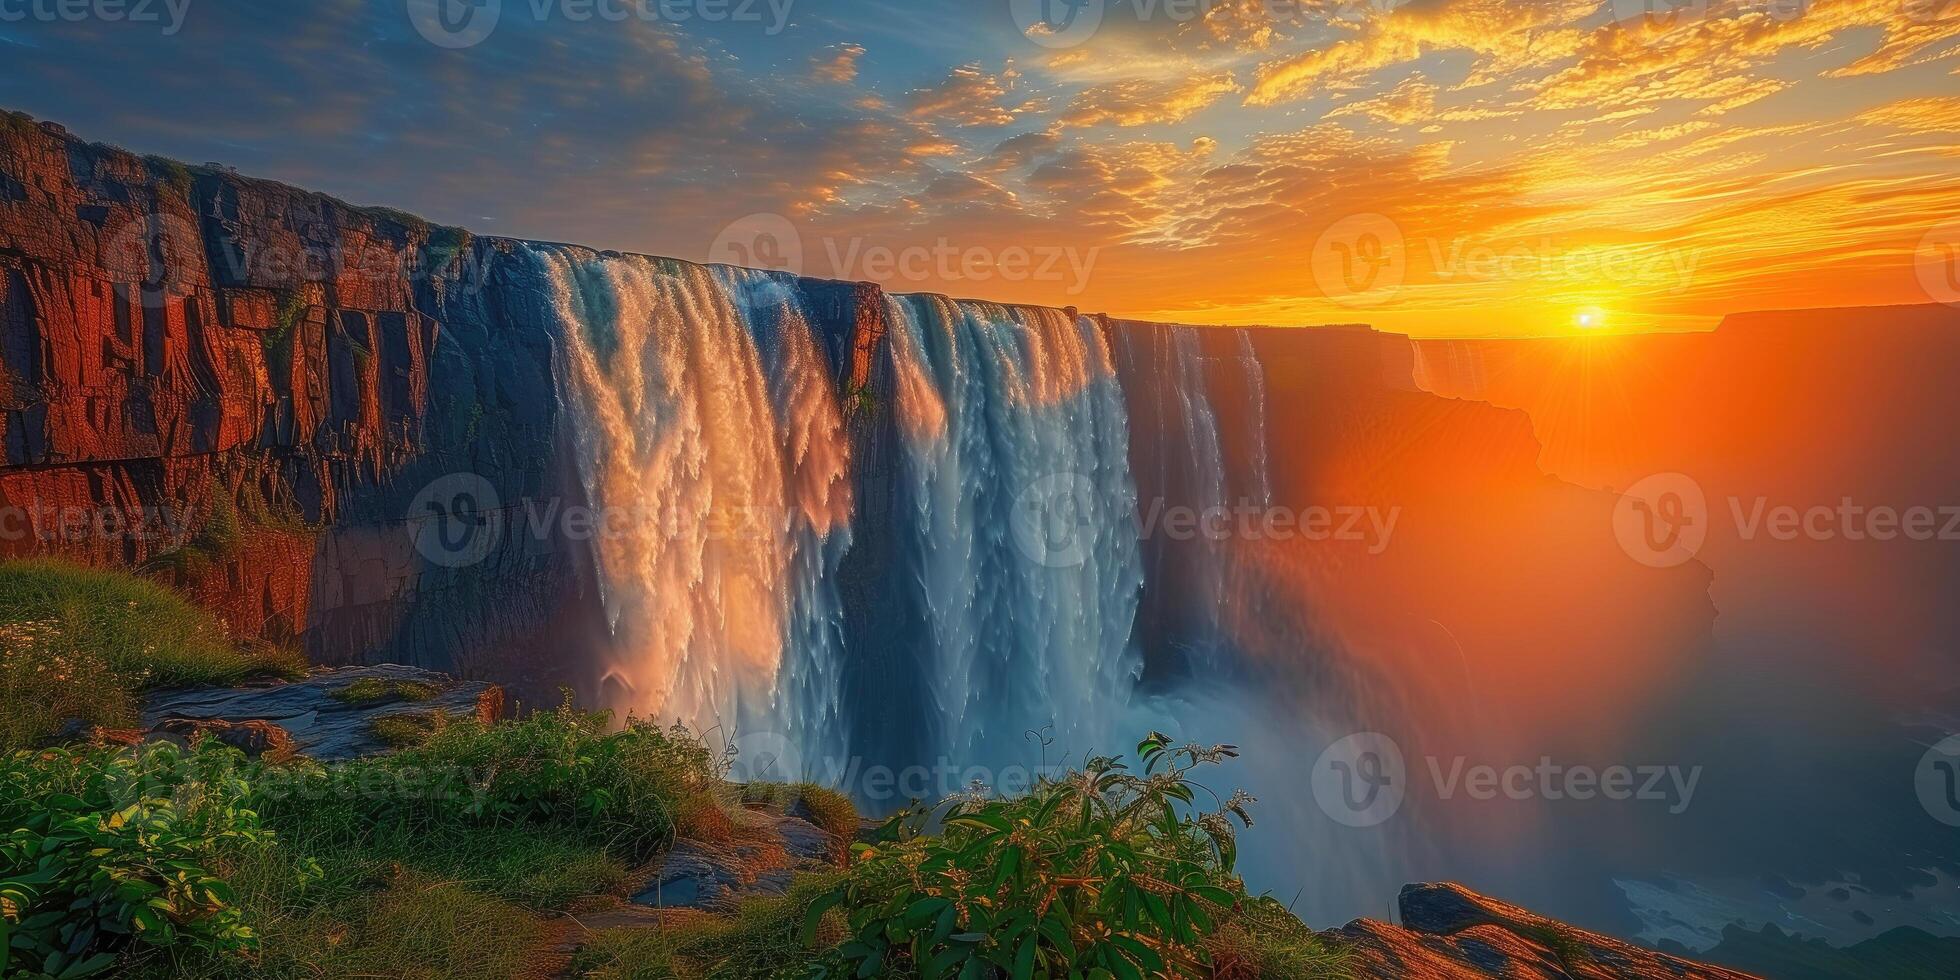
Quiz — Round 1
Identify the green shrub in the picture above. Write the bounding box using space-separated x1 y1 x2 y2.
331 676 390 703
805 734 1260 980
116 729 673 976
260 702 729 863
0 560 306 749
0 741 300 978
258 290 309 373
142 155 194 199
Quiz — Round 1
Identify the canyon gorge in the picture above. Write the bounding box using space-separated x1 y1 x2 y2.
5 110 1959 974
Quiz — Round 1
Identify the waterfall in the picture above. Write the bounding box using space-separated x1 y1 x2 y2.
521 245 852 760
521 246 1304 816
1112 323 1272 681
1239 330 1274 510
880 295 1144 775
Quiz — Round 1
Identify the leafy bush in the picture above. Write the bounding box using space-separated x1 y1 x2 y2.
0 741 298 978
805 734 1260 980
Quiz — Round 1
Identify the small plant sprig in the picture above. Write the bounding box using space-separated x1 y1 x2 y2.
803 732 1254 980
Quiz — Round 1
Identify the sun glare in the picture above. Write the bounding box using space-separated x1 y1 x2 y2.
1575 307 1608 330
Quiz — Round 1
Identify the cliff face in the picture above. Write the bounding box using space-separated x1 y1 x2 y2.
0 113 588 687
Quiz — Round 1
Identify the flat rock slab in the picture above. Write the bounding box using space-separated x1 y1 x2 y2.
631 808 838 913
141 665 500 761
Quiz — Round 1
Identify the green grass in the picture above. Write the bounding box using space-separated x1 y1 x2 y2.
738 782 859 841
367 712 441 749
573 872 847 980
1207 897 1352 979
312 877 548 979
0 559 306 749
333 677 441 705
133 873 551 980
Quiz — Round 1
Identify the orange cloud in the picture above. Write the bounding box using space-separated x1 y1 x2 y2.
811 43 867 84
1061 74 1242 127
908 64 1019 127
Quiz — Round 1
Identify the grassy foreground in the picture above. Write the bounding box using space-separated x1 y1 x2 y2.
0 561 1345 979
0 560 304 751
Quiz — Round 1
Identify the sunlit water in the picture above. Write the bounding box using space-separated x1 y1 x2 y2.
524 254 1400 920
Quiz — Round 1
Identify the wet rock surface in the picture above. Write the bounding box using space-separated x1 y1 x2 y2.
630 807 840 912
140 663 501 760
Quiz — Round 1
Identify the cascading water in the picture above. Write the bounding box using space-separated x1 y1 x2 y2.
878 295 1145 775
1238 330 1274 511
522 249 1388 898
522 245 852 761
519 251 1404 917
1111 324 1271 681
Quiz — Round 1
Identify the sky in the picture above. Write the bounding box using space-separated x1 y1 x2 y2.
1 0 1957 336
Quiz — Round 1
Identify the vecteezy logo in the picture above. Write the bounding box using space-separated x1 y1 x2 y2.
101 212 203 308
1010 472 1100 569
1610 0 1709 31
1749 0 1811 23
407 0 502 49
1312 732 1407 828
1900 0 1957 24
1312 213 1406 308
1307 0 1398 24
708 213 804 277
728 730 805 784
407 473 505 568
1917 222 1960 306
1916 735 1960 827
1614 472 1709 568
1010 0 1105 49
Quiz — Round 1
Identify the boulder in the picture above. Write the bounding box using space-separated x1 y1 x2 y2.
1330 882 1761 979
152 717 297 759
632 807 839 913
